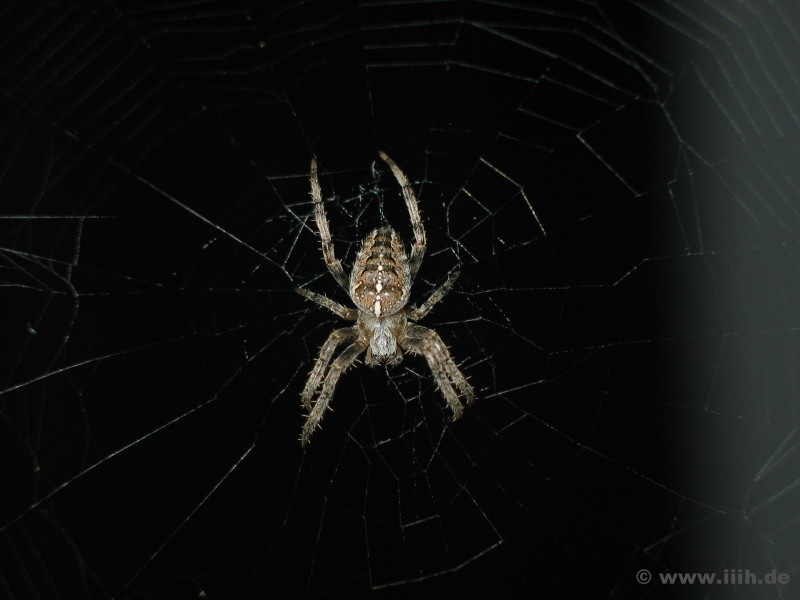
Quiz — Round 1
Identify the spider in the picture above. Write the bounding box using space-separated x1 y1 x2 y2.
296 151 474 446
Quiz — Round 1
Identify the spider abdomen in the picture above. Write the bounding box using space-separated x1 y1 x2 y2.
349 226 411 317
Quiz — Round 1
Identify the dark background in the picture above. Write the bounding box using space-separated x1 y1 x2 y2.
1 1 798 599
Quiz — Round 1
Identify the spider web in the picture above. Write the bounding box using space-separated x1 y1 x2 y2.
2 1 799 598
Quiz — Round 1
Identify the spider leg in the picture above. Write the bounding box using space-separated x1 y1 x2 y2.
301 327 358 412
296 288 358 320
310 158 349 291
378 151 426 280
301 341 367 446
403 337 464 421
400 325 474 421
408 270 460 321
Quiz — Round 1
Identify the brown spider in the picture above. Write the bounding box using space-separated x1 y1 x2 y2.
296 151 474 446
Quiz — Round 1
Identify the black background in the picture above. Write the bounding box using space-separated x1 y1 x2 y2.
1 1 799 599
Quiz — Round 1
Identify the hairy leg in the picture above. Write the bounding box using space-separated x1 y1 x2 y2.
310 158 349 291
301 341 366 446
404 335 465 421
378 151 426 280
296 287 358 320
301 327 358 411
401 325 474 421
408 270 460 321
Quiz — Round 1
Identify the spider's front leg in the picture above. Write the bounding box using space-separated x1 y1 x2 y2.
400 325 474 421
301 327 357 411
301 341 367 446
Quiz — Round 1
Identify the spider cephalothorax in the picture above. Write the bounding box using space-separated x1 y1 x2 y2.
296 151 473 446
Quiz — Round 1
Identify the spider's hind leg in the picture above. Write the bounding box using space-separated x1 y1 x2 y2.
377 151 426 280
310 157 349 292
